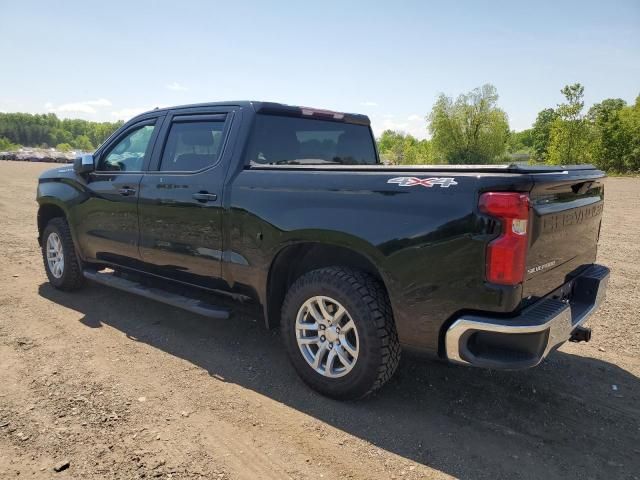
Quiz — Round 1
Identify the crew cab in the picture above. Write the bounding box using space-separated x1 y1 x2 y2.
36 101 609 399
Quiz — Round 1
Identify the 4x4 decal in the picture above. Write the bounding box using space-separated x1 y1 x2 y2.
387 177 458 188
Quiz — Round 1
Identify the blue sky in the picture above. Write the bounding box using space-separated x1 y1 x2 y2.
1 0 638 138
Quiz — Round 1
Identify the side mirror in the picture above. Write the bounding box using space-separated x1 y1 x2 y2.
74 154 95 175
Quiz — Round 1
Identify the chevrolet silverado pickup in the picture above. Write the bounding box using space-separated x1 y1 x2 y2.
36 101 609 399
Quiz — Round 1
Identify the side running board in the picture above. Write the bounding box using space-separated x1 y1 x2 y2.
83 270 230 320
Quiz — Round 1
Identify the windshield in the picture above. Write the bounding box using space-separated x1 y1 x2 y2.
246 114 378 165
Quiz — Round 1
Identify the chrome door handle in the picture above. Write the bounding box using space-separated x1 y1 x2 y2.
192 192 218 202
118 187 136 196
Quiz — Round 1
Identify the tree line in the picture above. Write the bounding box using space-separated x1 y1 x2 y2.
0 112 123 152
378 83 640 173
1 86 639 173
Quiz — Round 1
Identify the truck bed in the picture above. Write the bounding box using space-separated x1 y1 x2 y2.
249 163 601 174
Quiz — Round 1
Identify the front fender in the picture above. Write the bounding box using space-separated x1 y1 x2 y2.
37 177 89 257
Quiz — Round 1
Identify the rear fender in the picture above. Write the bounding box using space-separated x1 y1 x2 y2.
263 232 392 328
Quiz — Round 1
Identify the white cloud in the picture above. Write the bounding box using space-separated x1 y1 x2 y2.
166 81 188 92
47 98 112 115
110 104 169 120
371 114 429 139
382 119 409 131
360 101 378 107
56 103 96 114
86 98 112 107
110 107 149 120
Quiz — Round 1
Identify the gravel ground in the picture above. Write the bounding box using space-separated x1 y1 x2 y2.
0 161 638 480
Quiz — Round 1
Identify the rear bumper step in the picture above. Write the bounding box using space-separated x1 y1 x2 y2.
445 264 609 369
83 270 230 320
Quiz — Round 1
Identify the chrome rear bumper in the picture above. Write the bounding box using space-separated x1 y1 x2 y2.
445 264 610 369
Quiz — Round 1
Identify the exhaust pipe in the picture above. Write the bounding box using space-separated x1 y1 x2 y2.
570 326 592 343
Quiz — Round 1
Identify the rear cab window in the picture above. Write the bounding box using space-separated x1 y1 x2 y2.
246 114 378 166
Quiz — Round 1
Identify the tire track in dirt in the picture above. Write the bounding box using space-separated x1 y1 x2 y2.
0 162 638 480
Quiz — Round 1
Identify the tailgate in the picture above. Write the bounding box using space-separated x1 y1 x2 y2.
523 168 605 299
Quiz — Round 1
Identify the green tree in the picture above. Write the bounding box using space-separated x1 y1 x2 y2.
428 84 509 164
547 83 593 165
557 83 585 121
73 135 94 151
0 112 121 149
378 130 406 163
0 136 20 151
377 130 434 165
508 129 533 154
587 98 628 171
400 135 434 165
56 143 73 152
50 127 73 146
616 96 640 172
531 108 558 161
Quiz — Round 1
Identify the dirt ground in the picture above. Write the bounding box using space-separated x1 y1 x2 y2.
0 161 638 480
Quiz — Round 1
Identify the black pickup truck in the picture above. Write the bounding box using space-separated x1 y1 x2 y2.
36 101 609 399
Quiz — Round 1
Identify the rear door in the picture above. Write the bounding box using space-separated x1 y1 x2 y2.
74 116 162 267
137 111 233 288
523 168 605 299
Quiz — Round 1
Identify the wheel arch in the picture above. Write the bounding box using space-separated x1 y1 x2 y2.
37 201 68 245
264 241 392 329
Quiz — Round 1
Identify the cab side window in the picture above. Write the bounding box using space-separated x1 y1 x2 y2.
160 120 226 172
98 124 156 172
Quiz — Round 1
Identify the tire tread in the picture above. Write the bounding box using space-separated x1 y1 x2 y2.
281 266 400 399
41 217 85 291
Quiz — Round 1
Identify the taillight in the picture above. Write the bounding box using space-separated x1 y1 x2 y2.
479 192 530 285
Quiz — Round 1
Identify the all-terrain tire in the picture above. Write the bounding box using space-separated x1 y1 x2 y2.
41 217 85 291
281 267 401 399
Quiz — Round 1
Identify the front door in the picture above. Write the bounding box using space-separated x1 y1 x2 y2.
74 117 161 267
137 113 230 288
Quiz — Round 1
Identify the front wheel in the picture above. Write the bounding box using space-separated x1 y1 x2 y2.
41 217 85 291
281 267 400 399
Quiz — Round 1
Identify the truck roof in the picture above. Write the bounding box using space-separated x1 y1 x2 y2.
132 101 371 126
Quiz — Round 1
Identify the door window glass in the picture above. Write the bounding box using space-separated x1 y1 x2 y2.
99 124 155 171
160 121 226 171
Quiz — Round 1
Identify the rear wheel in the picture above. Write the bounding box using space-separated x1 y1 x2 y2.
281 267 400 399
41 217 85 291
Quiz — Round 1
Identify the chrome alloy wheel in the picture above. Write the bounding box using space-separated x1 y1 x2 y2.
46 232 65 279
295 296 360 378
